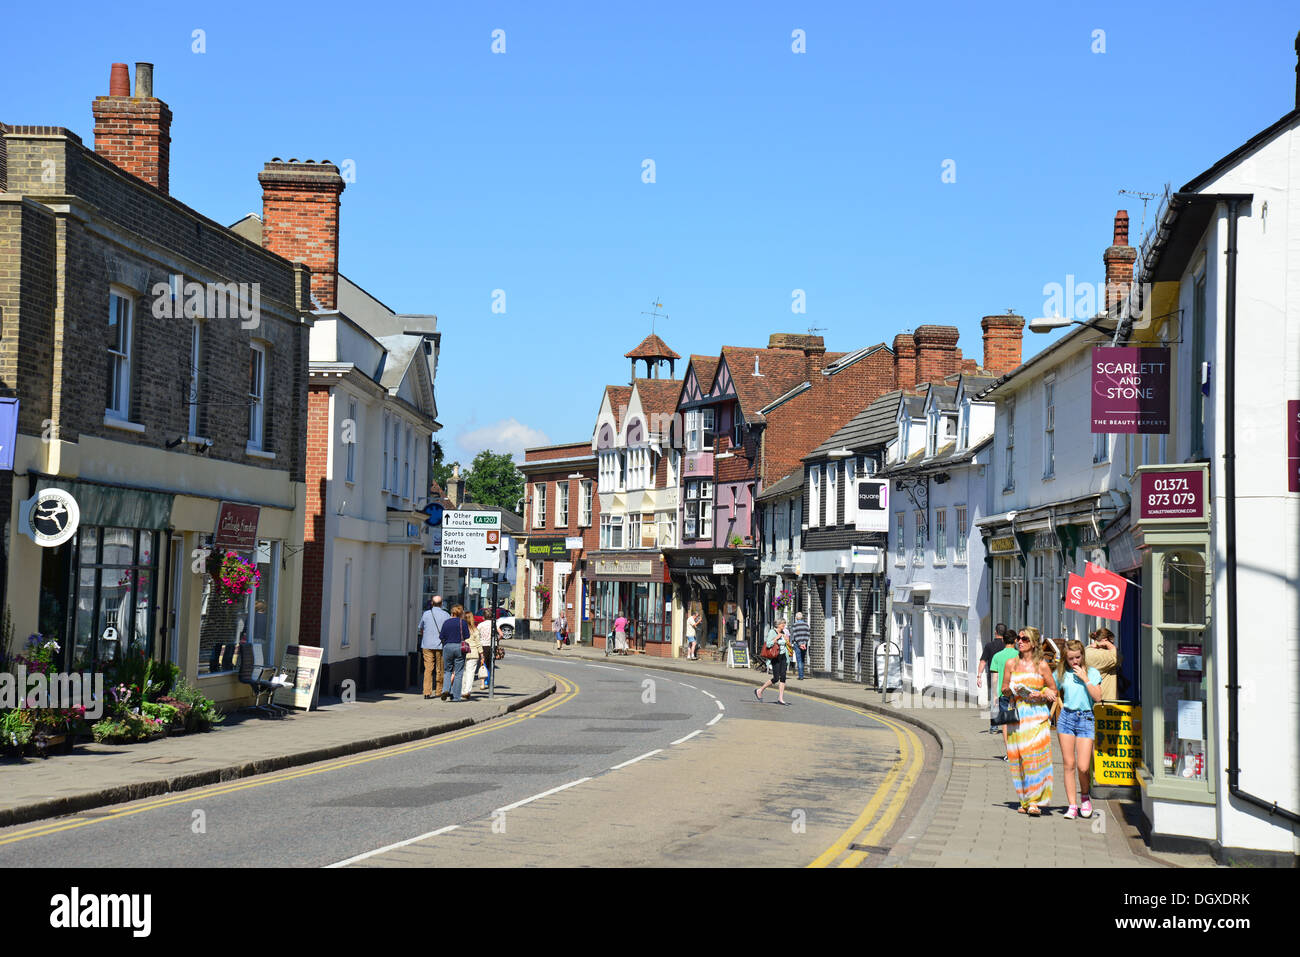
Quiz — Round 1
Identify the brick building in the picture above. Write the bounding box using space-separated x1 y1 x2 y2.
518 441 598 642
1 64 311 706
231 171 442 697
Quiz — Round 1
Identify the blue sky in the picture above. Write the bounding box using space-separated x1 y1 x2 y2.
8 0 1299 463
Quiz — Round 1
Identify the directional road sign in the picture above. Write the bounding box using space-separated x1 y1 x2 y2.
441 510 503 569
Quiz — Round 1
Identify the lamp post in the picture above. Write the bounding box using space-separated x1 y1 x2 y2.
1027 315 1119 336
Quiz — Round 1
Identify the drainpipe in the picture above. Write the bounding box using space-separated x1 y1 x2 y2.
1220 194 1300 826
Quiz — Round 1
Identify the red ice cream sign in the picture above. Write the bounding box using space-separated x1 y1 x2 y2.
1064 563 1127 622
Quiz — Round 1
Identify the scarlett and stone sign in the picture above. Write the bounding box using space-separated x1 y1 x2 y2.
1138 469 1206 522
1090 347 1170 434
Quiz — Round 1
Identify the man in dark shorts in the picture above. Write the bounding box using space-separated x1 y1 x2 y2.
977 623 1010 732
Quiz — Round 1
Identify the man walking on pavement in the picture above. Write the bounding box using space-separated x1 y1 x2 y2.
419 595 451 699
978 623 1009 732
790 611 811 680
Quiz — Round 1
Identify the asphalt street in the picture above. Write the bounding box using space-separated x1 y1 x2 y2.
0 653 933 867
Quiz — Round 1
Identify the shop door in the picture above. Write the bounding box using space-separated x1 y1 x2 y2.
823 577 834 673
168 537 182 664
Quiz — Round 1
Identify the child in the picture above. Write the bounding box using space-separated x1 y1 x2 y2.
1056 638 1104 819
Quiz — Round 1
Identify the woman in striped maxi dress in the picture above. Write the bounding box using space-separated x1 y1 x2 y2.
1001 627 1058 816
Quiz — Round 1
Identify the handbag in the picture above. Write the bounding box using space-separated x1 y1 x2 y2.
992 695 1019 726
760 639 779 660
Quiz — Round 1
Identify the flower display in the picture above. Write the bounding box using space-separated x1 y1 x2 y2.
770 588 795 611
218 551 261 604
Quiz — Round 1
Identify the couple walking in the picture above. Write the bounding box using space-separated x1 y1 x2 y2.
418 596 494 702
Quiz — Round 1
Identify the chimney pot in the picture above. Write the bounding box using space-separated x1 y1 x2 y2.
1113 209 1129 246
109 63 130 96
134 62 154 98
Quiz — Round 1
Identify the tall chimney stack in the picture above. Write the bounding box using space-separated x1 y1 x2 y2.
92 62 172 193
258 160 346 310
1103 209 1137 314
893 332 917 389
981 313 1024 377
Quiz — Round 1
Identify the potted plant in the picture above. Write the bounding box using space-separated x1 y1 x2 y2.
217 551 261 604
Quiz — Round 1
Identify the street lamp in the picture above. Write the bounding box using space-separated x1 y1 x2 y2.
1027 315 1118 335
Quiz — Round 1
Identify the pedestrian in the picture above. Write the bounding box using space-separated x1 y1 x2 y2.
438 604 472 702
978 624 1010 730
990 627 1019 752
685 608 702 660
1085 627 1121 701
755 618 789 705
554 612 569 651
461 609 484 700
1056 638 1103 820
419 596 451 700
1002 627 1058 816
614 611 630 655
1041 636 1063 727
790 612 811 680
475 614 496 691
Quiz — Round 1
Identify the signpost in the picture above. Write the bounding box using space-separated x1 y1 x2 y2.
727 640 749 669
854 480 889 531
1137 468 1206 522
442 510 503 569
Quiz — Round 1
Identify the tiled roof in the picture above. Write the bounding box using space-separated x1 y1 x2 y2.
632 377 683 417
719 346 815 417
806 390 907 459
880 435 994 476
686 355 720 396
755 467 805 502
625 333 681 360
605 385 632 429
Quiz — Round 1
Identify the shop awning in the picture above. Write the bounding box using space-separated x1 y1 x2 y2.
689 575 719 591
35 477 173 529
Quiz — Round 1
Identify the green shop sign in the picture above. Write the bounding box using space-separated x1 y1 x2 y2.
526 539 568 560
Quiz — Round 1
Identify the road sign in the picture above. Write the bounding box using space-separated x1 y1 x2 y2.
442 510 503 569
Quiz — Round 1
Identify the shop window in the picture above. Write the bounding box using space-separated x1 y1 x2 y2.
1156 551 1209 782
69 526 159 669
197 538 280 676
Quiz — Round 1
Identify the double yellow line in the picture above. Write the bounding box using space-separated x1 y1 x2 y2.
0 672 579 848
807 704 925 868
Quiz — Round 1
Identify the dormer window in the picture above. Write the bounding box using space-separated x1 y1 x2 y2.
958 402 970 450
899 421 909 460
926 410 939 457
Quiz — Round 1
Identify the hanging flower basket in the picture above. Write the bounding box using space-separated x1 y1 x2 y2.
770 588 795 611
533 583 552 605
218 551 260 604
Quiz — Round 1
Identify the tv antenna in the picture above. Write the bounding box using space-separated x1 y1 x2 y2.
806 325 826 336
641 298 669 335
1118 188 1159 240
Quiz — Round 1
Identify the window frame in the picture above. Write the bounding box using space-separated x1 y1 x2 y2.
345 397 358 484
809 466 821 528
557 481 570 527
935 508 947 565
106 287 134 421
913 509 925 565
533 483 547 529
248 342 267 451
579 480 593 527
1043 376 1056 478
1003 396 1016 491
954 505 968 564
188 318 202 437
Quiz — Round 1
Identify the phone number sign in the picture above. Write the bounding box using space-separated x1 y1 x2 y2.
1138 469 1206 521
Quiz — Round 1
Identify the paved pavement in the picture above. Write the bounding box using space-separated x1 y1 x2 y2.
519 638 1219 868
0 664 553 828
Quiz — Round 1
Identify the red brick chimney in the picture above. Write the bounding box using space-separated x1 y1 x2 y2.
913 325 961 385
258 160 346 310
92 62 172 193
1103 210 1137 314
893 332 917 389
981 314 1024 376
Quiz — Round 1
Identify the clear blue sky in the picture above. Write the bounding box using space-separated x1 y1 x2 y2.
9 1 1299 463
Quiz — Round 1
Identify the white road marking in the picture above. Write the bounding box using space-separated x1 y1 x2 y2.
677 682 698 690
715 700 725 711
700 690 716 699
326 824 459 868
707 713 723 727
671 729 703 745
610 749 664 770
495 777 593 814
584 663 624 672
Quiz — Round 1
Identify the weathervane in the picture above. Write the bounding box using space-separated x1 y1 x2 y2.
641 297 669 335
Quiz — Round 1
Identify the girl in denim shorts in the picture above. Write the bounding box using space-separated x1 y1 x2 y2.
1055 639 1104 819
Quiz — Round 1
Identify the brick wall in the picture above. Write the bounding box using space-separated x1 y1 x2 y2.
2 129 309 480
92 95 171 193
981 314 1025 377
298 385 332 646
259 161 345 310
914 325 963 385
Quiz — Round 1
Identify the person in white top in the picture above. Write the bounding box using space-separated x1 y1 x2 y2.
475 616 497 690
685 610 702 661
419 596 451 699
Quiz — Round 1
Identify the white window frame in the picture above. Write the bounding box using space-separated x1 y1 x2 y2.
895 512 906 565
809 466 821 528
579 480 593 526
827 463 839 527
1043 376 1056 478
248 343 267 451
701 408 715 451
341 558 352 648
403 425 412 499
698 480 713 539
660 510 677 548
685 481 698 539
1003 397 1015 490
628 512 642 548
557 481 570 527
958 401 970 450
935 508 947 565
608 514 624 549
533 483 547 529
382 412 390 490
345 397 358 484
685 410 700 452
955 505 968 564
913 510 924 565
1094 429 1110 464
188 318 201 436
927 410 939 458
390 417 400 492
106 287 134 420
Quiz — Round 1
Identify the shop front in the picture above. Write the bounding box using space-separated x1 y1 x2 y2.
663 548 757 659
588 552 671 655
13 469 301 710
802 545 885 680
1131 463 1216 841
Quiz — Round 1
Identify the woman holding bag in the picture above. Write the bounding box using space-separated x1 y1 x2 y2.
755 618 790 705
1002 627 1057 815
